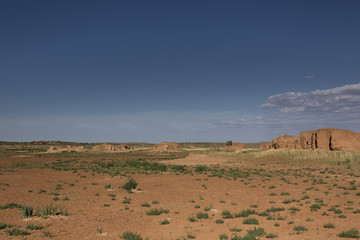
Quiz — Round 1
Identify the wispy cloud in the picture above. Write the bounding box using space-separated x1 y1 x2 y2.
304 75 315 79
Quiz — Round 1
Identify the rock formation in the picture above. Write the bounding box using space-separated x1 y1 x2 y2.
47 145 85 153
264 128 360 151
93 143 119 152
224 142 245 150
152 142 180 152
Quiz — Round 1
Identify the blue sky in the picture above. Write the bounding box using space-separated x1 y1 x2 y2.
1 1 360 143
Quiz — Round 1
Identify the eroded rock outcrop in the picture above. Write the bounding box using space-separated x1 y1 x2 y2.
264 128 360 151
152 142 180 152
93 143 119 152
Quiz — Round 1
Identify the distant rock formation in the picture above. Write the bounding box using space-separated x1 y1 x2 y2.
263 128 360 151
47 145 85 153
224 142 245 150
152 142 180 152
93 143 118 152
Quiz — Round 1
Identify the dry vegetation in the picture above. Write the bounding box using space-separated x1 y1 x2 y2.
0 142 360 239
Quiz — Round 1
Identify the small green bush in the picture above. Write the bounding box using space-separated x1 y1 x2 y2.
324 223 335 229
294 225 308 231
196 212 209 219
146 208 169 216
122 178 138 192
160 219 170 225
243 217 259 225
222 210 233 219
216 219 224 224
338 229 360 238
122 231 142 240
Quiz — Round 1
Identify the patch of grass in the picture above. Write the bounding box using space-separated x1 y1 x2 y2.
26 224 43 230
104 184 111 189
242 217 259 225
0 223 11 230
338 229 360 238
43 230 52 237
21 205 33 218
246 227 266 237
235 209 257 218
146 208 169 216
6 227 29 236
141 203 150 208
0 202 22 209
188 216 196 222
122 231 143 240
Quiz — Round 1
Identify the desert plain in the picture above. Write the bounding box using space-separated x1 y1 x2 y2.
1 140 360 240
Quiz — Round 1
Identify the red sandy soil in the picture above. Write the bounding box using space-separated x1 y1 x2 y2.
0 152 360 240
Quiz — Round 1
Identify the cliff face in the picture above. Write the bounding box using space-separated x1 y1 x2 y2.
264 128 360 151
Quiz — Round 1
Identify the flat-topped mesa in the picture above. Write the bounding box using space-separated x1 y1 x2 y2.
152 141 180 152
224 142 245 150
264 128 360 151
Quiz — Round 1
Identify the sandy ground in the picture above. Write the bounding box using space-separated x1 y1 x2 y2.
0 152 360 240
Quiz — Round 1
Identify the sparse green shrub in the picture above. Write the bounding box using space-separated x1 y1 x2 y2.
188 216 196 222
310 204 322 211
219 233 228 240
266 207 285 212
246 227 266 237
160 219 170 225
235 209 256 218
122 177 138 193
196 212 209 219
324 223 335 229
266 233 278 238
216 219 224 224
6 227 29 236
0 202 22 209
243 217 259 225
294 225 308 231
26 224 43 230
122 231 142 240
222 210 233 219
338 229 360 238
195 165 208 173
146 208 169 216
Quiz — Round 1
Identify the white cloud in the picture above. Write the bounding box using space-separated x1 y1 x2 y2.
261 83 360 116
